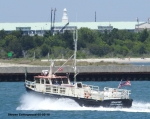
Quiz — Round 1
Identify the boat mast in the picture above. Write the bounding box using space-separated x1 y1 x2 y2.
49 59 54 77
73 28 78 83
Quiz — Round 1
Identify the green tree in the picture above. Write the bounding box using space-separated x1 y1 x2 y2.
41 44 49 56
138 29 149 42
8 39 22 58
21 36 34 50
34 36 44 47
139 45 146 55
132 41 145 55
44 31 52 38
0 29 7 39
52 46 67 58
11 30 23 38
79 28 96 46
62 30 74 49
89 44 104 56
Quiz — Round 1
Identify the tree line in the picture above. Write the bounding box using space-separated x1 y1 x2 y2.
0 28 150 59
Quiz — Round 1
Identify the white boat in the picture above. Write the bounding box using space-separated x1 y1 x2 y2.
24 29 133 107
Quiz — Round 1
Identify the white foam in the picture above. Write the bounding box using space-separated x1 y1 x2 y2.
17 93 150 113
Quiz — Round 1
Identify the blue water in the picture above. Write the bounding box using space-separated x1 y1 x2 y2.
1 81 150 119
130 62 150 66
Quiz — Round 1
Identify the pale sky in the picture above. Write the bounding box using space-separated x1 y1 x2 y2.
0 0 149 22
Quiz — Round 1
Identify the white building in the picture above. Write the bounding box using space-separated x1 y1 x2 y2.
0 8 145 35
62 8 69 23
135 20 150 32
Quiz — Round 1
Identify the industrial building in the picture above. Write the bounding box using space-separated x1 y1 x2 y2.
0 8 147 36
135 19 150 32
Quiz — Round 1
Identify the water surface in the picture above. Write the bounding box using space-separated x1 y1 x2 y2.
0 81 150 119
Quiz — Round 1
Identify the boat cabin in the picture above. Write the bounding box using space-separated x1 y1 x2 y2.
34 75 71 85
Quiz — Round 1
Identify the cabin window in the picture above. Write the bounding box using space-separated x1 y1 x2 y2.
46 79 50 84
41 79 45 84
52 79 56 84
52 79 61 85
35 78 40 83
77 83 82 88
62 78 68 84
57 79 62 85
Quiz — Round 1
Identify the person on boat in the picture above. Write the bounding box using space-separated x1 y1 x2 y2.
52 79 59 85
55 81 59 85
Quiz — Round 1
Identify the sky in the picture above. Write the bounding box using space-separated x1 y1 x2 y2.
0 0 149 23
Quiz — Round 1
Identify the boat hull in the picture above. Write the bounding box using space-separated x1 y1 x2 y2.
25 86 133 108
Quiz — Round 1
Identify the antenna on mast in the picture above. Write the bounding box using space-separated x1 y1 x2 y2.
73 28 78 83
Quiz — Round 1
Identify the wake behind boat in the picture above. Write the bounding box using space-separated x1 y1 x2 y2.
24 29 133 108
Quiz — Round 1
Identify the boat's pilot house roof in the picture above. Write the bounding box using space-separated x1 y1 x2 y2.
34 75 69 85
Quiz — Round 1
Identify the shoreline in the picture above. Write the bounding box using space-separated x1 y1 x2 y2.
84 58 150 63
42 58 150 63
0 58 150 67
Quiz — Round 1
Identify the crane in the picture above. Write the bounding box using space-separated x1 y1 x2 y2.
50 8 56 34
53 8 56 29
60 22 69 33
50 8 53 33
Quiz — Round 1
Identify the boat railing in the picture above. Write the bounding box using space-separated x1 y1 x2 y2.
89 85 99 91
45 85 130 100
78 84 101 100
25 80 35 86
104 87 131 99
82 84 99 91
25 80 36 89
45 84 100 99
121 90 130 99
104 87 131 92
45 84 76 96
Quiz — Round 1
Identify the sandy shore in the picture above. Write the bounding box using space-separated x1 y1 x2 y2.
42 58 150 63
0 58 150 67
0 63 34 67
77 58 150 63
